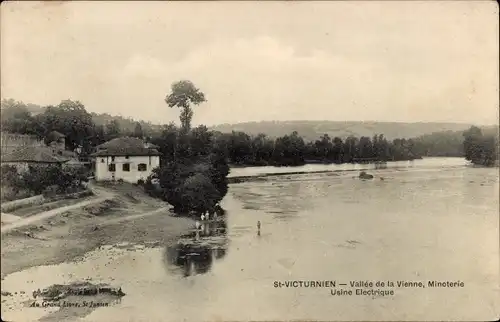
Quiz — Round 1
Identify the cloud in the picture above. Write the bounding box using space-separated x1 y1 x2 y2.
117 37 384 124
1 1 497 125
118 36 486 125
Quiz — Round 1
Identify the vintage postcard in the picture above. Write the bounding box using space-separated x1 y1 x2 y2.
1 1 499 321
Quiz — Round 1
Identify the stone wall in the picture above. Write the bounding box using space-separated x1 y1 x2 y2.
0 132 44 155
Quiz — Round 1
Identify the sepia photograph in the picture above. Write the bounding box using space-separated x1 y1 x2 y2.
0 1 499 321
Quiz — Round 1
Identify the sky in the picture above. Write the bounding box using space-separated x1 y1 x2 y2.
1 1 499 126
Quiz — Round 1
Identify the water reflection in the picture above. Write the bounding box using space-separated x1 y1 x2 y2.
164 216 229 277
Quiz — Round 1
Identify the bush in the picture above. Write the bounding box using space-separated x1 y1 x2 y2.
11 165 89 195
1 185 32 202
178 173 221 213
1 165 18 184
143 175 165 199
137 179 145 186
42 185 59 198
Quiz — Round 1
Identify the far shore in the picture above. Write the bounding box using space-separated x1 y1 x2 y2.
227 157 474 182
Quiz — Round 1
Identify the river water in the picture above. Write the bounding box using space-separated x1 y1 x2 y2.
2 158 499 321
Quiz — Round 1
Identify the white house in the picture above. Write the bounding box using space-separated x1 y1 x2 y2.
91 137 161 183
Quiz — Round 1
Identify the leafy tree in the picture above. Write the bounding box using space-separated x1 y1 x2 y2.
463 126 483 163
91 124 106 146
357 136 373 160
133 122 144 138
463 126 499 166
272 131 306 166
206 152 230 199
314 134 332 161
343 136 359 162
0 99 44 137
146 125 230 215
332 137 343 163
165 80 206 133
377 134 390 161
251 133 273 165
228 131 253 164
178 173 221 214
105 119 121 140
188 125 213 158
150 123 178 164
479 136 497 166
42 100 95 151
148 152 229 214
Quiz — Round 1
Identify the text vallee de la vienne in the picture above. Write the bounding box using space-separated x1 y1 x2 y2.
273 280 465 296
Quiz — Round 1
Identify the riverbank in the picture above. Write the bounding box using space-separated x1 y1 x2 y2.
1 183 194 280
228 157 470 182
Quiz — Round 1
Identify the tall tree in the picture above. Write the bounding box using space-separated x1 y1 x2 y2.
332 137 343 163
463 126 483 163
165 80 206 133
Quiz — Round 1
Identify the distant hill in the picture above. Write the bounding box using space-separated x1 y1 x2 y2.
23 104 45 116
89 113 163 134
5 99 497 141
210 121 496 142
6 103 164 134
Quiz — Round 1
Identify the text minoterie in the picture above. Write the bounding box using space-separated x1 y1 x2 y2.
273 280 465 291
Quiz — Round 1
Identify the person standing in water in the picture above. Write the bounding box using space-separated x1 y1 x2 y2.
195 220 201 240
257 220 261 236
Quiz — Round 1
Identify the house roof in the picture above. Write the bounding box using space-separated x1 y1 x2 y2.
91 137 162 157
45 131 66 143
0 146 73 163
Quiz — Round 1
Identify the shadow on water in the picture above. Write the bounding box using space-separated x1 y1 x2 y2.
164 215 229 277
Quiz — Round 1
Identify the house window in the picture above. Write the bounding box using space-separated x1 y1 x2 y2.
108 164 116 172
138 163 147 171
111 156 115 162
123 163 130 172
101 158 105 163
125 156 129 159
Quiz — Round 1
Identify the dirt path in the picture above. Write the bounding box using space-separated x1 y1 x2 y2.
100 207 168 226
1 213 22 224
1 189 115 234
0 183 194 280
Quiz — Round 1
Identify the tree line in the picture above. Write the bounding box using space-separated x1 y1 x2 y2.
463 126 499 167
2 97 497 169
2 81 498 212
0 98 151 156
1 98 416 166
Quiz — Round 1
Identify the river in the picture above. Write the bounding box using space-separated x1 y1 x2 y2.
1 158 499 321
